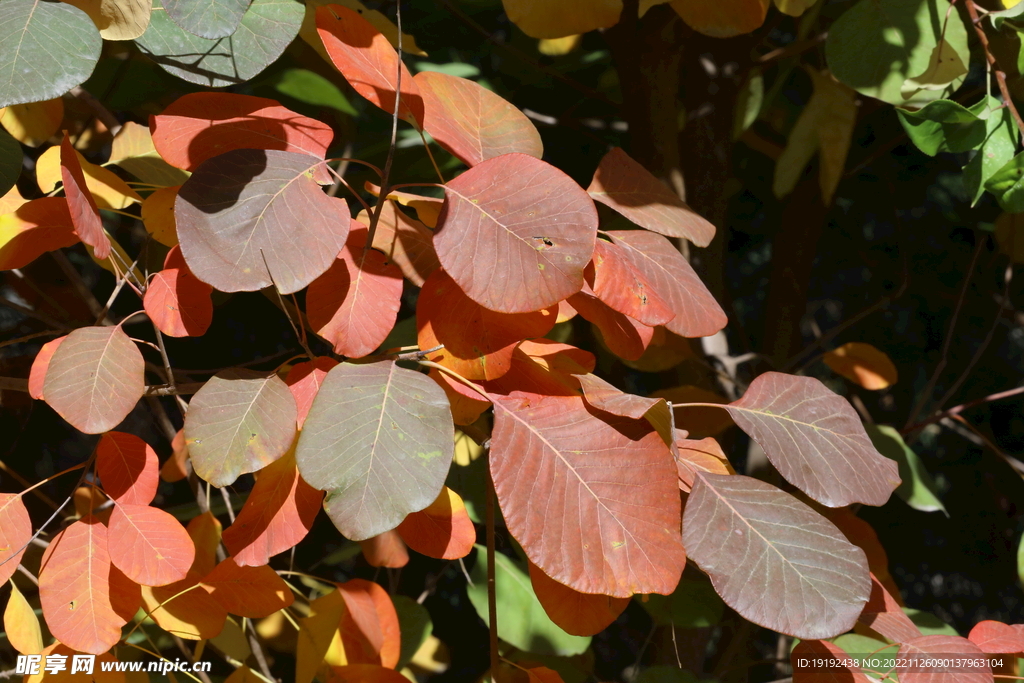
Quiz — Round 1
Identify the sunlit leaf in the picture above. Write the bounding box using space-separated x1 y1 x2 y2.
392 595 431 669
144 245 215 338
986 150 1024 213
726 372 901 507
683 473 870 639
418 268 557 380
0 494 31 585
589 239 674 327
3 582 43 655
537 35 581 56
675 436 734 491
0 98 63 147
365 182 442 229
490 394 685 596
201 559 294 618
528 561 629 637
27 335 66 400
141 185 179 247
396 486 475 560
358 530 409 568
774 0 816 16
897 636 991 683
64 0 152 39
824 508 901 604
96 431 160 506
0 198 78 271
858 572 922 643
296 361 454 540
137 0 304 88
428 368 491 426
652 385 733 438
184 369 297 487
176 149 349 294
0 1 101 109
568 285 654 360
415 70 543 166
286 357 340 429
272 67 358 116
791 640 872 682
108 121 190 188
865 425 945 515
435 153 598 313
963 97 1020 207
823 342 898 390
108 503 195 586
39 516 142 654
968 620 1024 654
38 141 143 211
43 326 145 434
323 666 410 683
160 429 189 483
500 0 622 39
73 486 105 517
23 643 126 683
0 184 27 215
575 372 662 419
60 134 109 260
364 201 439 286
669 0 768 37
163 0 248 38
484 339 595 398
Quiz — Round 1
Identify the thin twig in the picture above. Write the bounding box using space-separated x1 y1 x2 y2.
965 0 1024 138
903 384 1024 434
0 296 69 331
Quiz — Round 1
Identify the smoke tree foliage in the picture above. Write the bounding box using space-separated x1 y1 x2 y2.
0 0 1022 681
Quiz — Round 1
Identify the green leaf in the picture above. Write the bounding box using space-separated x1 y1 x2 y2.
896 99 983 157
733 68 763 139
0 128 21 198
164 0 249 39
271 68 357 116
0 0 102 108
637 578 724 629
392 596 431 669
414 61 481 78
136 0 304 88
826 0 968 107
635 668 701 683
903 607 958 636
986 150 1024 213
866 425 947 515
963 97 1020 206
831 633 899 679
990 2 1024 30
295 361 455 541
466 546 591 657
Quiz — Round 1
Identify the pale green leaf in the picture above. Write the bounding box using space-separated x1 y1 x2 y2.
831 633 899 679
271 68 357 116
963 97 1020 206
164 0 249 39
392 596 431 669
733 68 763 139
866 425 947 515
903 607 958 636
985 150 1024 213
637 578 724 628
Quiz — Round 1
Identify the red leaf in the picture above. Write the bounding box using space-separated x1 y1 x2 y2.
286 357 340 429
968 620 1024 654
144 246 214 338
201 559 294 618
824 509 903 606
323 666 410 683
588 147 716 246
483 340 595 398
676 436 734 491
365 181 443 228
307 225 404 358
60 133 110 259
396 486 476 560
0 493 31 585
95 431 159 505
858 572 922 643
415 70 542 166
357 530 409 568
27 335 66 400
576 373 662 420
428 368 491 426
43 326 146 434
526 668 566 683
589 239 675 326
0 198 78 270
791 639 872 682
160 428 189 483
365 201 438 286
337 579 401 667
38 516 142 654
151 92 334 175
435 153 598 313
897 635 991 683
108 503 196 586
315 5 424 127
606 230 726 338
490 393 685 596
417 268 557 380
568 286 654 360
527 561 629 637
222 450 324 567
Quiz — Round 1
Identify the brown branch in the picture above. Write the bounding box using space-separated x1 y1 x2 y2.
966 0 1024 138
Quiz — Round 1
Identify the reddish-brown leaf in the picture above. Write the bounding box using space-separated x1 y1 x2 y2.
791 639 872 682
43 325 145 434
323 666 409 683
824 509 902 605
968 620 1024 654
727 372 901 507
160 428 189 483
201 559 294 618
337 578 401 667
151 92 334 175
0 198 78 270
27 335 66 400
108 503 195 586
286 357 340 429
363 201 438 286
358 530 409 568
60 133 110 259
415 70 542 166
606 230 726 338
0 493 31 584
525 668 566 683
95 431 159 505
527 561 629 637
435 153 598 313
418 268 557 380
576 372 662 419
897 635 991 683
622 326 695 373
307 225 404 358
144 245 214 338
683 473 870 639
315 5 424 126
676 436 734 491
483 340 595 398
38 516 142 654
396 486 476 560
568 286 654 360
428 368 491 426
222 450 324 567
490 393 685 596
858 572 922 643
823 342 899 390
589 239 675 326
588 148 716 246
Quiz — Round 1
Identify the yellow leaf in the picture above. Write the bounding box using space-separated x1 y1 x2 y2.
61 0 151 39
1004 0 1022 8
501 0 623 39
87 232 143 283
453 430 483 466
901 38 969 104
823 342 899 390
141 185 180 247
211 617 253 662
409 634 449 674
669 0 769 38
0 99 64 147
36 145 142 210
4 581 43 655
297 590 346 683
300 0 427 66
773 0 816 16
537 35 581 56
109 122 190 187
0 185 27 215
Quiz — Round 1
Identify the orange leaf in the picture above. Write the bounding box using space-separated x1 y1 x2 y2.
202 559 294 618
676 437 734 492
73 486 106 517
187 511 223 576
857 572 923 644
823 342 898 390
669 0 769 38
418 268 557 380
337 579 401 667
150 92 335 173
528 561 628 636
323 665 410 682
0 198 78 271
286 357 340 429
526 667 566 683
160 429 189 483
0 184 27 215
108 503 195 586
483 340 594 398
358 530 409 568
622 326 694 373
365 181 442 228
427 368 491 426
95 431 159 506
589 239 675 326
576 372 663 420
307 225 404 358
38 516 142 654
396 486 476 560
28 335 66 400
60 133 109 260
144 246 214 338
315 5 424 127
568 286 653 361
222 450 324 567
0 493 31 584
362 201 438 286
4 581 43 654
